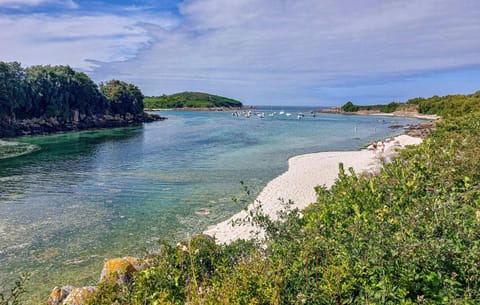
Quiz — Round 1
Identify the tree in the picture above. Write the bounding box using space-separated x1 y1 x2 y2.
100 80 144 115
0 62 27 120
341 101 359 112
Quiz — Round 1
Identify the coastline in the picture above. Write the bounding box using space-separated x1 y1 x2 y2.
145 106 255 112
314 108 441 121
0 112 165 139
204 134 422 244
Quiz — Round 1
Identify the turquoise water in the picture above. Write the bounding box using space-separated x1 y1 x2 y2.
0 108 421 303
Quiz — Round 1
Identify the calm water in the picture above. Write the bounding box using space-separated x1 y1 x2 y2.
0 108 421 303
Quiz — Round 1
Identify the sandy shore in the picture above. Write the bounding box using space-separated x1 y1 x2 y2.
204 134 422 244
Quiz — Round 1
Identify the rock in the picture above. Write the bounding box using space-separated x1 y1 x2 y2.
1 111 165 139
124 112 133 121
62 286 98 305
99 256 147 285
73 110 80 123
47 286 74 305
404 121 436 139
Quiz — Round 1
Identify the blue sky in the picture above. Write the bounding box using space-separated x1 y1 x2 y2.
1 0 479 106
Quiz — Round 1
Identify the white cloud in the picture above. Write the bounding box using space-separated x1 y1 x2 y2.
1 0 479 104
0 13 178 70
91 0 480 104
0 0 78 9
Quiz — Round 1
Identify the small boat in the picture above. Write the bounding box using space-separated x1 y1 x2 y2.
268 112 275 117
297 112 304 119
279 111 285 115
257 112 265 119
285 112 292 117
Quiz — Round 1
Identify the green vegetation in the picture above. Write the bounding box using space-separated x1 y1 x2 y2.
341 90 480 116
0 273 29 305
341 101 359 112
83 93 480 304
100 80 144 116
144 92 242 109
407 92 480 118
0 61 146 122
341 101 401 113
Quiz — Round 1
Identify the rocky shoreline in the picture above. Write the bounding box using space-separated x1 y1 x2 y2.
0 112 166 138
47 256 149 305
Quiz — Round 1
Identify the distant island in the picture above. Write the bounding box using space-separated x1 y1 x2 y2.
0 61 164 138
144 92 244 110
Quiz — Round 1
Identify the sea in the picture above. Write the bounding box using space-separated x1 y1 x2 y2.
0 107 423 303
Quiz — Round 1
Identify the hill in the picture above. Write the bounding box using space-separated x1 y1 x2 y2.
144 92 243 109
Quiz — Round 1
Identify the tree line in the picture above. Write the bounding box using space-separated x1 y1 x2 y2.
0 61 144 122
341 90 480 116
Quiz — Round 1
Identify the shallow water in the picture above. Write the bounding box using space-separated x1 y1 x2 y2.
0 108 421 303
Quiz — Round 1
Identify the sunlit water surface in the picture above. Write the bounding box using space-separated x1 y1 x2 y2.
0 108 422 303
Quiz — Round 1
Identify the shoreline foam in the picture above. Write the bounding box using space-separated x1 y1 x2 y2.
204 134 422 244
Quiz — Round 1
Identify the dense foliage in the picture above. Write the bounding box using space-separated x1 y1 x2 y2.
100 80 144 115
341 101 359 112
0 61 145 122
84 94 480 304
342 91 480 116
341 101 401 113
144 92 243 109
407 92 480 118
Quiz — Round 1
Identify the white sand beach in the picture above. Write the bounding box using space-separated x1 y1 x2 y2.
204 134 422 244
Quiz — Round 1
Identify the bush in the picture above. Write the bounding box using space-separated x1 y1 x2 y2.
341 101 360 112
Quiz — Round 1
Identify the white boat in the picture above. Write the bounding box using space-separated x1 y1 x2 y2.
285 112 292 117
257 112 265 119
297 112 304 119
279 111 285 115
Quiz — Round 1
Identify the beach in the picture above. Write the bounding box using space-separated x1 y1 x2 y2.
204 134 423 244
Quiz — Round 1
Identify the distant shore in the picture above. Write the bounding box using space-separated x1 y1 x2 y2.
314 107 441 120
145 106 255 112
204 134 423 244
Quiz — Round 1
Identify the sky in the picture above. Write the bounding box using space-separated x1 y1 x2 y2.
1 0 479 106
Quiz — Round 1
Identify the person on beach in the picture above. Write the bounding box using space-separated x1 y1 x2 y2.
372 141 377 153
380 141 385 153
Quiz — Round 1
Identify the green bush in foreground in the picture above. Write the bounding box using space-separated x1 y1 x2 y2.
86 112 480 304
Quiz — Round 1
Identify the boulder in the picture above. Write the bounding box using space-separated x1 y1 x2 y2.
62 286 98 305
99 256 147 285
47 286 74 305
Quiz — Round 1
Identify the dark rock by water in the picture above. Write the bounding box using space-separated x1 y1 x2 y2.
0 112 165 138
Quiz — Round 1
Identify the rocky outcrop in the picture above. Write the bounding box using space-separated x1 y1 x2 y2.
404 121 436 138
99 256 147 285
0 112 165 138
47 286 98 305
47 256 148 304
